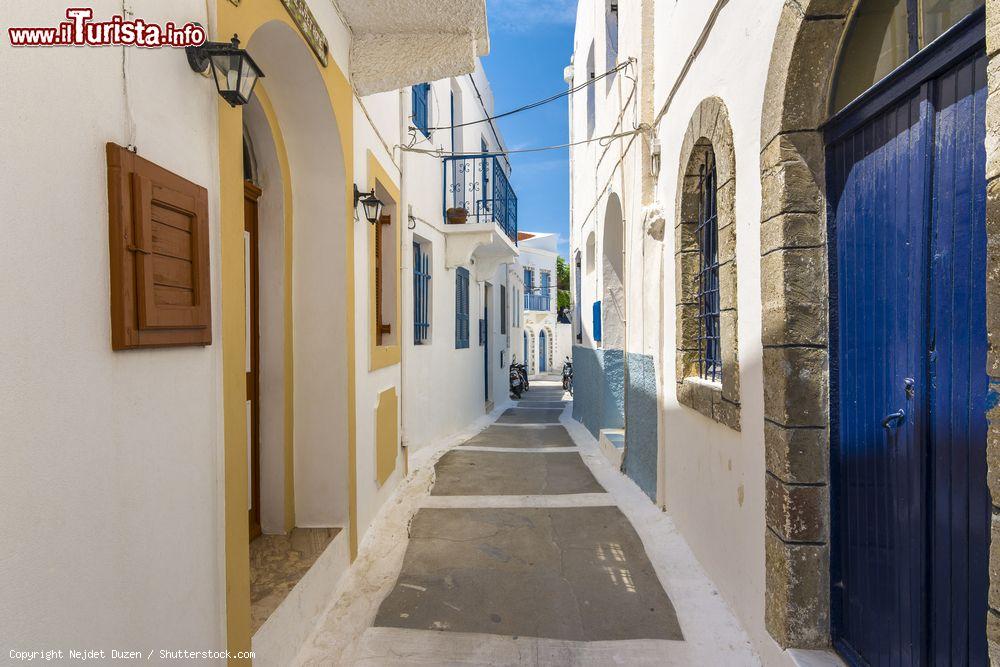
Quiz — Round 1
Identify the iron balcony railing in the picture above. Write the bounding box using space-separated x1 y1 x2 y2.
525 293 551 312
442 154 518 243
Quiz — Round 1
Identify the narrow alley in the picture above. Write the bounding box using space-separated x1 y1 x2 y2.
5 1 1000 665
294 379 757 665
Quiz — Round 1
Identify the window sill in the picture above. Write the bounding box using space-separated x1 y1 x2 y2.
678 376 740 431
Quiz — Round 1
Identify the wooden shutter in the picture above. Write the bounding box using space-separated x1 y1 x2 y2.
375 214 392 346
107 143 211 349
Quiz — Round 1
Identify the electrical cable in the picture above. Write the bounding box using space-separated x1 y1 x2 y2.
422 59 634 132
399 127 645 158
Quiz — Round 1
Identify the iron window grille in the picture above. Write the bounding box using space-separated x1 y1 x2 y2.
455 267 470 349
412 82 430 138
413 242 431 344
696 153 721 382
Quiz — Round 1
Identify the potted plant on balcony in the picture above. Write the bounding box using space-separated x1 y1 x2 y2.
446 207 468 225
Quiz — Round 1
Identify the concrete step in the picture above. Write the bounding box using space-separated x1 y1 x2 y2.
598 429 625 469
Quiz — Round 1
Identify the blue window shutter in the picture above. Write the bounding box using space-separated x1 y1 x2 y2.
455 267 470 349
593 300 602 342
412 83 430 138
413 243 431 344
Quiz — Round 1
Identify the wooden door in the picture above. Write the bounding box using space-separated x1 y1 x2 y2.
827 30 988 665
245 181 262 542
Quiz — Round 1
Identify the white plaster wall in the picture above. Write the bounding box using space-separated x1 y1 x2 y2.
567 1 793 664
650 3 784 663
0 0 226 653
351 95 405 540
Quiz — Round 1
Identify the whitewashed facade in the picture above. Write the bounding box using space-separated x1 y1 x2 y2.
568 0 1000 664
0 0 504 663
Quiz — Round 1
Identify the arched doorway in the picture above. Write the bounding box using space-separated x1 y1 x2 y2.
538 329 547 372
601 194 624 350
761 0 990 659
218 8 354 657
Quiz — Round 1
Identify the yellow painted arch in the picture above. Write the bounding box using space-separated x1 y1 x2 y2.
215 1 357 661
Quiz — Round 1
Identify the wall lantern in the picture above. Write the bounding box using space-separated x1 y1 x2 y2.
186 34 264 107
354 185 385 225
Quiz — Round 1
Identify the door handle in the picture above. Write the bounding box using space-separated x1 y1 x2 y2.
881 409 906 429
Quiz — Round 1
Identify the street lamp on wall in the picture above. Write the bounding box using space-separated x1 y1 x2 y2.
187 34 264 107
354 185 385 225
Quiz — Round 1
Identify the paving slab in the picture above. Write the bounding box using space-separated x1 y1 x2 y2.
431 450 605 496
497 408 564 424
373 506 682 642
520 390 568 399
517 401 568 409
460 425 576 448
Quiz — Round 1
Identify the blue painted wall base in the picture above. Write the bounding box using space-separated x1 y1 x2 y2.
624 353 658 502
572 346 658 502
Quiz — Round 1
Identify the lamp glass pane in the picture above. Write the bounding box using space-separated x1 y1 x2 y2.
238 58 258 100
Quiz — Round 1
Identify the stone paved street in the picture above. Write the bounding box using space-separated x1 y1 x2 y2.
294 380 759 665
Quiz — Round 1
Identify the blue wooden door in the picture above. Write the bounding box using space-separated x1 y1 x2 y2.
828 47 988 666
539 330 547 372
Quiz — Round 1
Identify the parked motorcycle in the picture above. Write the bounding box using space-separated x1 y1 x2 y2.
562 357 574 395
509 361 524 399
511 356 529 393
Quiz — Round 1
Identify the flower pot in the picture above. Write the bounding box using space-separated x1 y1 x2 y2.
446 207 468 225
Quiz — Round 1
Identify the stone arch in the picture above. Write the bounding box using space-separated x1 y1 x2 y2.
758 1 858 650
757 1 854 650
674 97 739 431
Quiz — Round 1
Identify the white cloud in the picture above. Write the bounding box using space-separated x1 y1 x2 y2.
488 0 577 32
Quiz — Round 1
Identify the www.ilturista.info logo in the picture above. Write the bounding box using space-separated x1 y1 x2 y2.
7 8 207 47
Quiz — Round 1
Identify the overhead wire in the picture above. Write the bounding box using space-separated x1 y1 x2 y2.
400 127 645 158
421 58 634 133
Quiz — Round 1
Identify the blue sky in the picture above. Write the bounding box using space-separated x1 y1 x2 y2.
482 0 577 258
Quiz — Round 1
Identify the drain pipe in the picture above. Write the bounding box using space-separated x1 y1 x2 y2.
398 86 409 476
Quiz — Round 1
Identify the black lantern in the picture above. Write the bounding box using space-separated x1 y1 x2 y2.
187 34 264 107
354 185 385 225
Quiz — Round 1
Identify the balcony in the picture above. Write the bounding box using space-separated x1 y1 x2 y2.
525 293 551 312
441 154 519 281
443 154 518 243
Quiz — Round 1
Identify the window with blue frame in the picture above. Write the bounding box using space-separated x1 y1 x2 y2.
540 271 551 311
413 242 431 344
412 82 430 138
455 267 470 349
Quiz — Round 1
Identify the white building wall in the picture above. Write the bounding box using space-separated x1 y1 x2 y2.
0 0 496 654
0 0 226 652
401 64 516 454
567 1 790 664
517 233 562 375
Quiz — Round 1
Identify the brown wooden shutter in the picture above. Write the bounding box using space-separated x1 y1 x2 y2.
375 214 392 345
107 143 211 349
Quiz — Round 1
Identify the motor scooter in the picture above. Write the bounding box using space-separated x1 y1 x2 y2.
562 357 574 395
509 361 524 399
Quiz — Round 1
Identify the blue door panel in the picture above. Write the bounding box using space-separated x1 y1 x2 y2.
829 48 988 666
928 52 989 665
